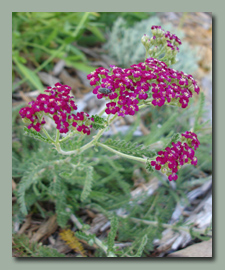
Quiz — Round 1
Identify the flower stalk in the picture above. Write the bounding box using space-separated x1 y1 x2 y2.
97 142 149 163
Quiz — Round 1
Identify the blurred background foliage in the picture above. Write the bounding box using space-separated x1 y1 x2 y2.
12 12 155 92
12 12 212 257
104 16 201 73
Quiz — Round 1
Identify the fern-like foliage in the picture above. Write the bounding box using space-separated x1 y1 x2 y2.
146 158 154 173
13 234 65 257
104 139 156 158
165 133 181 148
24 127 53 144
17 160 53 215
107 215 119 255
81 166 94 202
133 234 148 257
91 115 108 130
59 229 86 257
54 179 71 228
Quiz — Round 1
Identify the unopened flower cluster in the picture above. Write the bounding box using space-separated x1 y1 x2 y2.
19 83 94 135
87 57 199 117
141 25 182 65
151 131 200 181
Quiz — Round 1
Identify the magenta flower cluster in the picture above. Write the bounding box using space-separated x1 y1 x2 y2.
151 132 200 181
87 57 200 117
19 83 94 135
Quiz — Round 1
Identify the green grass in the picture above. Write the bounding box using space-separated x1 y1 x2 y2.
12 12 105 92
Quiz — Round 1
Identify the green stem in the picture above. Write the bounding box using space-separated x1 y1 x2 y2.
145 50 148 60
93 238 116 257
54 115 118 156
154 47 166 59
55 129 60 143
54 144 78 156
97 142 150 163
42 128 55 143
54 103 158 157
129 217 212 236
99 109 106 117
59 133 73 143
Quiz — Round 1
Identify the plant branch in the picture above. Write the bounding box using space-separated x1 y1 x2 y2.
55 129 60 143
97 142 149 163
54 114 118 156
129 217 212 236
42 128 55 143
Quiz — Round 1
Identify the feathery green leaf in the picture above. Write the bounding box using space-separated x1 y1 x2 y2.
107 215 119 254
104 139 156 158
133 234 148 257
81 166 94 202
91 115 108 130
24 127 53 144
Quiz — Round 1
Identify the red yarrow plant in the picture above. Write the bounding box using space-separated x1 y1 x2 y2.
19 25 201 182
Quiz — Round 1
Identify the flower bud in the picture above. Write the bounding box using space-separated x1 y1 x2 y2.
153 46 158 53
151 29 157 36
141 34 149 45
146 39 151 48
161 167 168 174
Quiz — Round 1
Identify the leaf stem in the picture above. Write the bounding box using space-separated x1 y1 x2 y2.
54 114 118 156
129 217 212 236
59 132 73 143
42 128 55 143
55 129 60 143
97 142 149 163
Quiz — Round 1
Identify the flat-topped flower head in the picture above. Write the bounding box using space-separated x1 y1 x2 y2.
19 83 94 135
150 131 200 181
87 56 200 115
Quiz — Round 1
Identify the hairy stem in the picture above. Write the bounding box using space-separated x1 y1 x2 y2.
59 132 73 143
99 107 106 117
55 129 60 143
54 114 118 156
42 128 55 143
97 142 152 163
129 217 212 236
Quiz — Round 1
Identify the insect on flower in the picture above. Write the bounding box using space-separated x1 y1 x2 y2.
98 88 111 94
